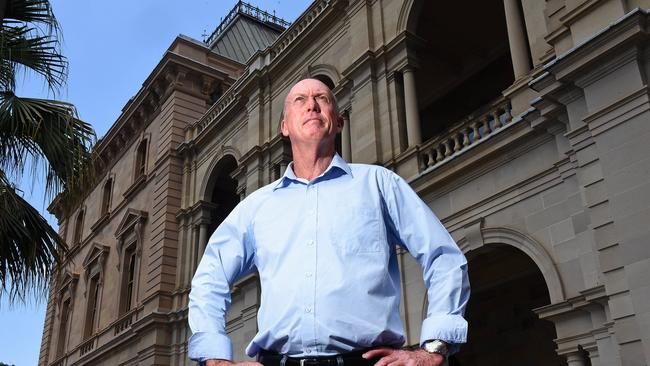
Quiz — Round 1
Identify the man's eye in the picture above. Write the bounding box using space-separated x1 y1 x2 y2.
317 95 330 103
294 96 305 103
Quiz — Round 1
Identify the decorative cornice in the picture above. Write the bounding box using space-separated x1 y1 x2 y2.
543 8 649 80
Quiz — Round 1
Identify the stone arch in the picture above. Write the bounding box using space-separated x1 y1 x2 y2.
482 227 564 303
457 225 565 304
397 0 514 144
199 146 241 202
307 64 341 88
451 232 566 365
397 0 423 33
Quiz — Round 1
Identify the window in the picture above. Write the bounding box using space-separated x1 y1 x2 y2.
57 298 71 356
54 271 77 358
81 243 109 340
115 209 147 315
84 274 100 339
73 209 85 245
101 178 112 215
122 247 137 313
135 139 148 177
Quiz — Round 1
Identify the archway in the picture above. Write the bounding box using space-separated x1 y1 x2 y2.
455 244 565 366
205 155 239 234
406 0 515 141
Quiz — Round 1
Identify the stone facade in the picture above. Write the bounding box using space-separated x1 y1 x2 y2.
39 1 650 365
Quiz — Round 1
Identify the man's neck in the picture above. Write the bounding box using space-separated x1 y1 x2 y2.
291 144 336 181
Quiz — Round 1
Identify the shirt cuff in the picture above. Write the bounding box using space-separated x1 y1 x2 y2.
420 314 468 354
189 331 234 362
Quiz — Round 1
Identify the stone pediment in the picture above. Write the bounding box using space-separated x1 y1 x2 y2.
56 270 79 305
82 242 110 270
115 209 148 238
58 270 79 288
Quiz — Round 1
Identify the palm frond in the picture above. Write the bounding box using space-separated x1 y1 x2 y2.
0 91 95 199
1 0 60 35
0 25 67 91
0 169 67 303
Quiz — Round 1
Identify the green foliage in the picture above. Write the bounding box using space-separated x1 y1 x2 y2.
0 0 96 303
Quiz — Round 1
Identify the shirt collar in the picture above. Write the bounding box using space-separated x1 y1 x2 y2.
273 153 352 190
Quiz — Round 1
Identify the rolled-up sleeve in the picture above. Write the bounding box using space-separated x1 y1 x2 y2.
188 202 256 362
383 172 470 354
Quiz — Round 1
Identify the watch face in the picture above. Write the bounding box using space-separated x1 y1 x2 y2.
424 340 448 356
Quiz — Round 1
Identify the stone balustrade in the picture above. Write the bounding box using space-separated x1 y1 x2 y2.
79 336 96 356
419 98 513 170
113 310 136 335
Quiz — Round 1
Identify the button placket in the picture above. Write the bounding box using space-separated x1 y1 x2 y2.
301 183 318 351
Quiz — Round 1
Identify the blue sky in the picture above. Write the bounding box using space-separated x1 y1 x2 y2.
0 1 311 364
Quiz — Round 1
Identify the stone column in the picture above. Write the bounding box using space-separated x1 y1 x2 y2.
198 223 209 260
503 0 532 78
182 220 192 289
190 225 199 273
280 162 288 176
341 111 352 161
565 351 588 366
402 66 422 146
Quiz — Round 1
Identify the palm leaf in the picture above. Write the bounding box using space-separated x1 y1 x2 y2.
0 91 95 199
0 25 66 92
0 169 67 302
1 0 60 33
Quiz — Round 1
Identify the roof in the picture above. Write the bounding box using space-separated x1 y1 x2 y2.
205 1 290 64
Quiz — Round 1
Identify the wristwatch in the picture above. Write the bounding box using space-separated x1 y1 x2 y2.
422 339 449 357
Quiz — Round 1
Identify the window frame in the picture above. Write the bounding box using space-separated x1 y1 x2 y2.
115 209 147 315
72 208 86 245
81 243 109 340
54 271 78 358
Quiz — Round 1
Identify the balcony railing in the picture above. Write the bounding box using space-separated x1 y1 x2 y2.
79 336 96 356
419 98 513 170
204 1 290 46
114 310 136 335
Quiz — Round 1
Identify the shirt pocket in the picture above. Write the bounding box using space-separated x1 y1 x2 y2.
328 205 386 254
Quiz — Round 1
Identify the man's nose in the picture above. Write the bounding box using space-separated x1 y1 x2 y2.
306 97 321 112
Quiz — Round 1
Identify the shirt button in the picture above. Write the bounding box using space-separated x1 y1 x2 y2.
307 240 314 246
305 272 312 278
305 306 312 313
306 349 312 354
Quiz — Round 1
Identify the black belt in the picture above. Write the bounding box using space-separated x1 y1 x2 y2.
258 349 379 366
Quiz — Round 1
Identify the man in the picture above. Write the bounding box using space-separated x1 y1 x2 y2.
189 79 470 366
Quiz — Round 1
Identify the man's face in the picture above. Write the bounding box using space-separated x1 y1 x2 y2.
281 79 342 147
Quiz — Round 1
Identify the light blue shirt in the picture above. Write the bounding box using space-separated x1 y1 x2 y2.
189 154 469 362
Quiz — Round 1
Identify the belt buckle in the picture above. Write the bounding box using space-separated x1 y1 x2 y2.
299 358 319 366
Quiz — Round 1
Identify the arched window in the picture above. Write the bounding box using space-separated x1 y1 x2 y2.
135 139 148 178
73 209 85 245
101 178 112 216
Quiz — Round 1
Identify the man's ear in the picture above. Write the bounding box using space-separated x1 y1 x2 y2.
336 115 344 133
280 119 289 137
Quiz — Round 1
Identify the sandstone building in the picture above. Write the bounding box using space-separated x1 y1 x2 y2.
39 1 650 365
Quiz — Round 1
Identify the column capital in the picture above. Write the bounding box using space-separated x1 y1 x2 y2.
401 64 418 74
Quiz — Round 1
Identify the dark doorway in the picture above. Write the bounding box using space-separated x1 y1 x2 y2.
455 245 565 366
208 155 239 234
409 0 515 141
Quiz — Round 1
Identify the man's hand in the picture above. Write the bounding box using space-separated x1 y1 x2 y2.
362 348 445 366
204 359 264 366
